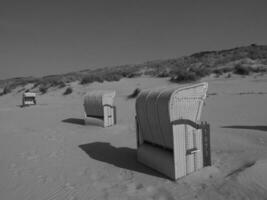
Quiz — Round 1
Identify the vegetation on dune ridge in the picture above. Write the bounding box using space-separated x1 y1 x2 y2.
127 88 141 99
63 87 73 95
0 44 267 95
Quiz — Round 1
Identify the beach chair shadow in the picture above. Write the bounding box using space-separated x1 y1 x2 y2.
221 125 267 132
79 142 165 178
62 118 85 125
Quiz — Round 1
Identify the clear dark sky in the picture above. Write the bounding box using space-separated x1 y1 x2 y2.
1 0 267 79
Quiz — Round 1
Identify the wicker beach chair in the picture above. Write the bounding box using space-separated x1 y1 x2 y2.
83 90 116 127
135 82 210 179
22 92 36 106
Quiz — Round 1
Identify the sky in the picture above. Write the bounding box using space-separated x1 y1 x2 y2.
1 0 267 79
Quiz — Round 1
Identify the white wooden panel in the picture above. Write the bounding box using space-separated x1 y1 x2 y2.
103 106 108 127
195 129 203 170
111 107 115 125
186 125 195 174
173 125 186 179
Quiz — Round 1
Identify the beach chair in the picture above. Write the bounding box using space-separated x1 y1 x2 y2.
22 92 36 106
83 90 116 127
135 82 211 180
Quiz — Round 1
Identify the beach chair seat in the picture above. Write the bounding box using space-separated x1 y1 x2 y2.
135 82 211 179
83 90 116 127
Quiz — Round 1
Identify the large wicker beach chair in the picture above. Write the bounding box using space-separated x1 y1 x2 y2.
83 90 116 127
135 82 211 179
22 92 36 106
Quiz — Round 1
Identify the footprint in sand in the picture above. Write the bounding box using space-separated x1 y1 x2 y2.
90 171 101 181
90 167 110 181
48 150 64 159
148 187 175 200
48 152 58 158
93 181 112 191
44 135 64 143
77 167 90 177
117 169 134 181
27 154 40 161
13 168 22 176
89 169 105 180
146 186 157 196
126 182 144 195
41 182 77 200
8 163 22 176
37 175 53 184
126 186 175 200
9 163 37 177
20 151 40 161
258 137 265 145
9 163 17 170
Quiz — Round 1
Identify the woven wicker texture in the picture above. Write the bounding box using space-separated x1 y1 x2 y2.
84 90 116 117
136 83 208 149
23 92 36 97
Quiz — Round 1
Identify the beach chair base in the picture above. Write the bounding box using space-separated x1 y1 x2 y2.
22 101 36 107
136 117 211 180
84 106 117 128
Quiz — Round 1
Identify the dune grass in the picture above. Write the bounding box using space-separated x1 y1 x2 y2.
0 44 267 94
63 87 73 95
127 88 141 99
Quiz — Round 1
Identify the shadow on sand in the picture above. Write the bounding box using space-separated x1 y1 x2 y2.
62 118 85 125
79 142 165 178
222 125 267 132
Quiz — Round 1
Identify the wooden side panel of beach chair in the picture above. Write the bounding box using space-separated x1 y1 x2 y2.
109 106 112 126
193 92 206 171
113 106 117 125
182 101 203 174
103 105 109 127
195 128 203 170
193 101 206 170
109 106 116 127
171 119 205 178
170 83 208 176
202 122 211 167
173 124 187 179
186 125 195 174
103 105 115 127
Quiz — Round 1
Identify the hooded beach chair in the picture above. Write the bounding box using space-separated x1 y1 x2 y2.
135 82 211 180
22 92 36 106
83 90 116 127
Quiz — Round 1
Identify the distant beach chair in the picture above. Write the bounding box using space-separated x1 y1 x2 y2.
135 82 211 180
83 90 116 127
22 92 36 106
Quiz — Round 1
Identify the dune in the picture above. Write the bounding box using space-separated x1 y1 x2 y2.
0 74 267 200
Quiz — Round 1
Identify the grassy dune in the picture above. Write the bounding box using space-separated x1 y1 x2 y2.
1 44 267 95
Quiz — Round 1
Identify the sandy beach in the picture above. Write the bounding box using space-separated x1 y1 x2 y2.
1 75 267 200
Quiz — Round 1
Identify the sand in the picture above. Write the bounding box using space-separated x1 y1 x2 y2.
0 74 267 200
